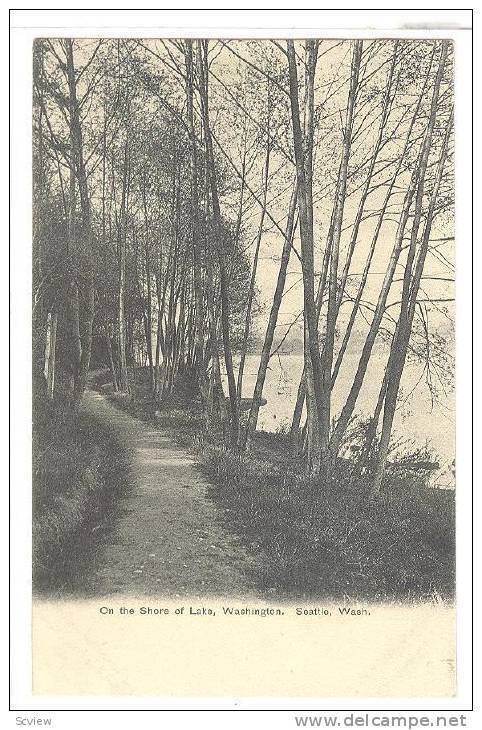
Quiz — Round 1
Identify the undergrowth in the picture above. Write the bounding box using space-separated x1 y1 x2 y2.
32 387 130 593
94 367 455 602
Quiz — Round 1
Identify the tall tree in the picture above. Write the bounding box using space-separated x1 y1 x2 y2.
370 91 452 495
319 40 363 462
241 183 298 449
64 39 95 404
287 39 324 473
329 42 448 458
197 39 240 446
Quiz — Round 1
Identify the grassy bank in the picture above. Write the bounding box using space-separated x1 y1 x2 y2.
202 450 455 601
33 389 130 594
94 368 455 602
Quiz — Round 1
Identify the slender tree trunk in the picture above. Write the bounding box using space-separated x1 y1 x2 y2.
240 182 298 449
184 40 206 383
370 92 451 497
330 46 398 390
236 138 271 401
165 166 181 393
154 240 167 396
328 166 419 456
319 40 362 462
329 43 446 458
287 39 324 472
44 311 58 399
200 143 228 432
66 155 83 401
362 364 390 465
43 313 52 383
228 139 247 285
335 45 397 315
141 179 155 393
290 209 334 452
117 139 130 392
65 39 94 404
303 319 321 473
105 331 119 391
198 39 239 446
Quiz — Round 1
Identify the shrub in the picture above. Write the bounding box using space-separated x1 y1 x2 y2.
32 391 130 593
201 443 455 601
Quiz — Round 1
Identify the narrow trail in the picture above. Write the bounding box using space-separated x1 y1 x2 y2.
80 387 261 599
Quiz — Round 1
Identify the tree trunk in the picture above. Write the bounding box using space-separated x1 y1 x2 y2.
105 331 119 391
319 40 362 462
290 210 334 452
117 139 130 392
287 40 324 470
370 89 451 497
141 178 155 393
329 44 446 458
236 137 271 401
240 182 298 449
65 39 94 405
44 311 58 399
330 45 398 388
184 40 206 383
198 39 239 446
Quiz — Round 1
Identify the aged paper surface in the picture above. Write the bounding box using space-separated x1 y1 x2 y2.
28 28 460 701
33 600 455 697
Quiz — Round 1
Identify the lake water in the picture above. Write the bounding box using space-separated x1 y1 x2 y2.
222 352 455 484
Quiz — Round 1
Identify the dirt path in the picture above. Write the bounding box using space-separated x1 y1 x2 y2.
81 388 261 599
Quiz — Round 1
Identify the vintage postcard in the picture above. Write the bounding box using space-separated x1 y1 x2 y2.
8 8 474 714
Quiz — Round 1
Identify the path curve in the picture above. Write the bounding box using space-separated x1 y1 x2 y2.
82 388 261 599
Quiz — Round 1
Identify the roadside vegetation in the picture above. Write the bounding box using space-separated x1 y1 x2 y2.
94 368 455 602
32 379 130 594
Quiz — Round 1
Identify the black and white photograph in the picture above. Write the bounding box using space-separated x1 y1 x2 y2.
32 35 455 604
8 8 475 709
